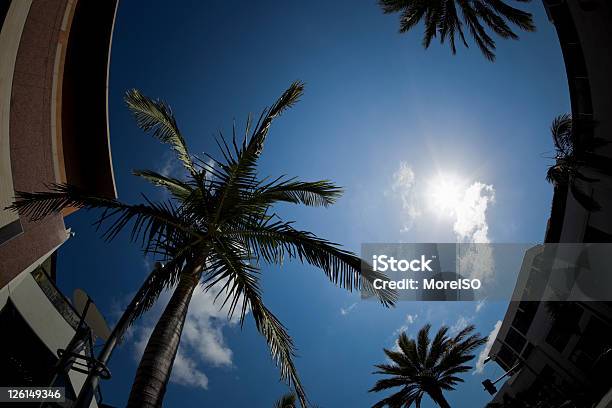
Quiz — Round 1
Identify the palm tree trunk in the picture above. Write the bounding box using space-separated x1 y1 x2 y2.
126 271 199 408
74 268 158 408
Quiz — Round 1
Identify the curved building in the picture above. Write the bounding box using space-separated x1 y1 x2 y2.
0 0 119 406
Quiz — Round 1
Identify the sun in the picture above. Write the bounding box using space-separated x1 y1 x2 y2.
426 173 465 217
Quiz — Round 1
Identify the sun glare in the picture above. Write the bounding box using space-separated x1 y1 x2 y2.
426 173 465 217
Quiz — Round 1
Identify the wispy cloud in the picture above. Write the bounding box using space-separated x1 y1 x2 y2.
405 313 418 324
340 303 357 316
449 315 474 335
474 320 502 375
159 152 182 178
475 299 486 313
387 162 421 232
393 313 419 338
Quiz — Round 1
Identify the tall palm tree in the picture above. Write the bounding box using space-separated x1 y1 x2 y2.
9 81 395 408
370 324 486 408
546 113 609 211
378 0 536 61
274 392 297 408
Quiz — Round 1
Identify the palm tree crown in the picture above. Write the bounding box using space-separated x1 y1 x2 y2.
546 113 607 211
379 0 536 61
9 81 395 407
274 392 297 408
370 323 486 408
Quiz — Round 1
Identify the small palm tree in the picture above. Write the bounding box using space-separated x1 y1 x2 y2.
370 324 486 408
9 82 395 408
378 0 536 61
274 392 297 408
546 113 608 211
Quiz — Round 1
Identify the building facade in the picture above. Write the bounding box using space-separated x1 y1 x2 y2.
487 1 612 406
0 0 119 405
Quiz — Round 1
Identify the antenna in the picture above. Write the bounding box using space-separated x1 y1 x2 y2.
73 289 111 341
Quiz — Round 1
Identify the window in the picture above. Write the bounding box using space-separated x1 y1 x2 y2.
570 316 611 371
496 345 517 371
545 302 583 353
512 302 538 335
583 225 612 243
0 300 57 386
546 324 571 353
506 328 527 354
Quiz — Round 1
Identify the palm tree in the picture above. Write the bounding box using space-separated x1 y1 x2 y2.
370 324 486 408
8 81 395 408
546 113 609 211
378 0 536 61
274 392 297 408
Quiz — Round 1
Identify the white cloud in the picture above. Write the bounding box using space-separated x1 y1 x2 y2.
393 313 419 337
474 320 502 375
125 276 248 390
388 162 421 232
181 286 242 367
453 182 495 243
133 325 209 390
449 315 474 335
475 299 486 313
387 163 495 241
452 182 495 281
172 352 209 389
458 242 495 282
340 303 357 316
405 313 418 324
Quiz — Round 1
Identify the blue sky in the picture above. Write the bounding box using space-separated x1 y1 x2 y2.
56 1 570 407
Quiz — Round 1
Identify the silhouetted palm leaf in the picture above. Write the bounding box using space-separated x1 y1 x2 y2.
379 0 535 61
546 114 604 212
274 392 297 408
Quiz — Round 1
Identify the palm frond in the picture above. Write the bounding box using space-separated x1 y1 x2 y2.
416 324 431 365
212 82 304 225
274 392 297 408
125 89 196 175
7 183 202 248
133 169 193 200
213 178 344 227
484 0 536 32
551 113 573 157
116 260 184 342
371 385 419 408
203 242 308 407
255 179 344 207
426 326 449 368
459 1 497 61
380 0 535 61
369 377 412 393
223 220 396 306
